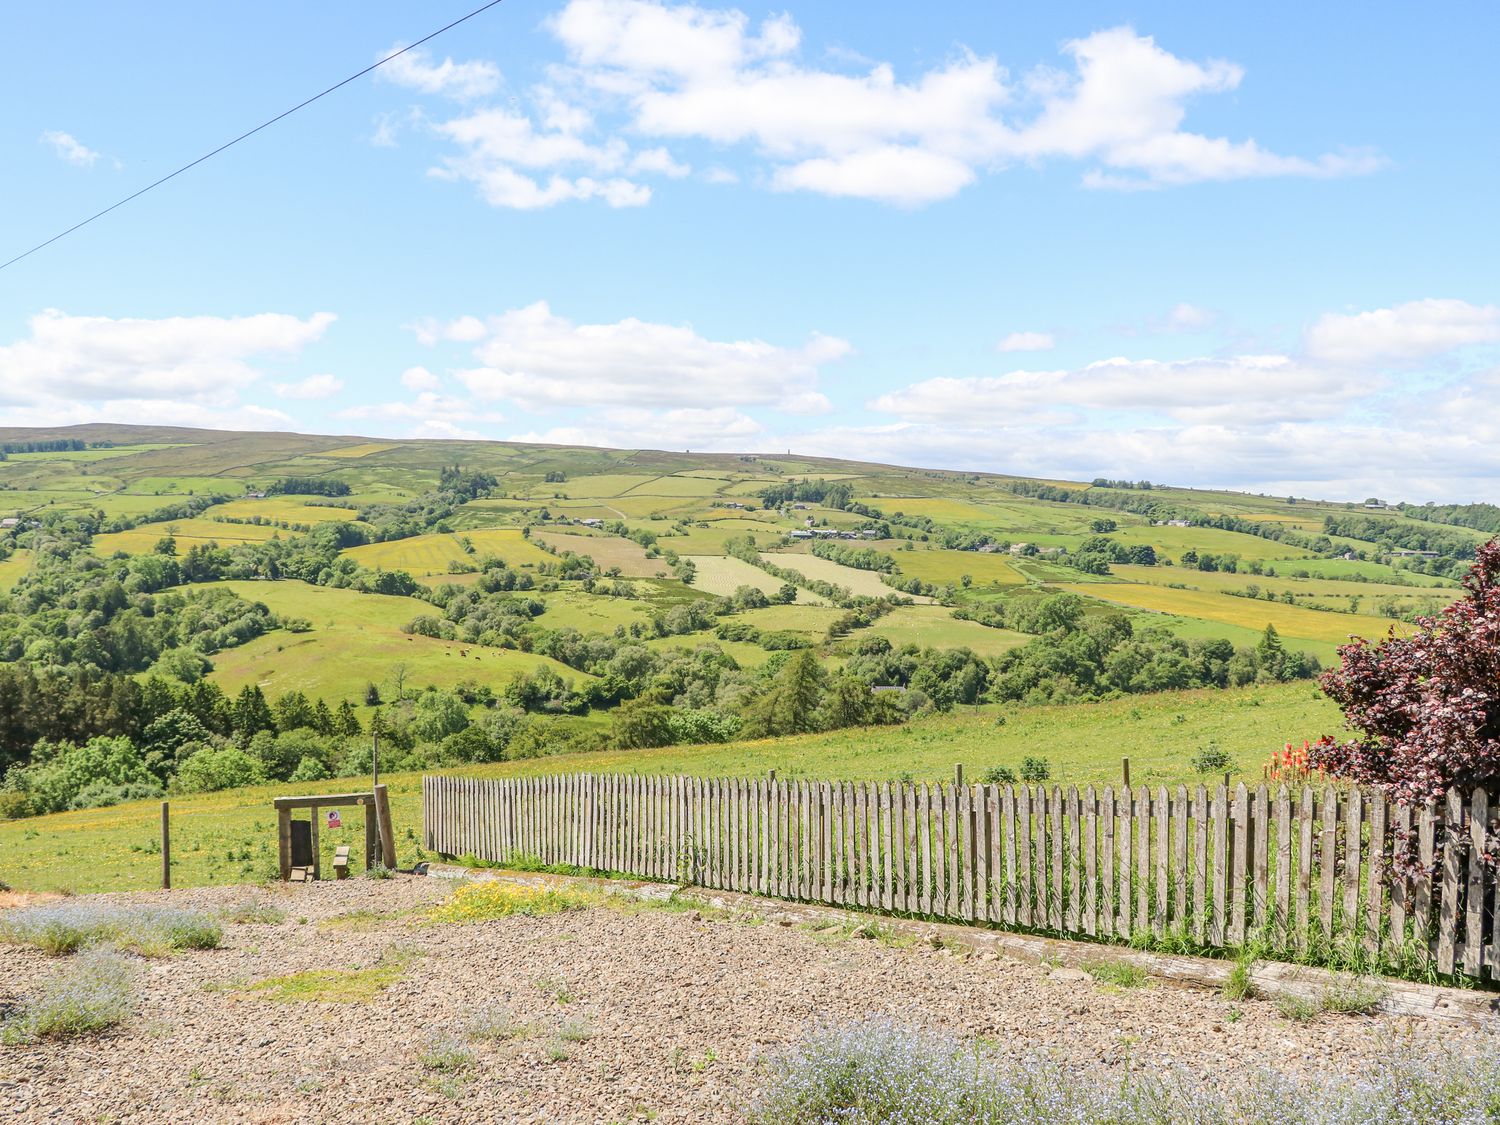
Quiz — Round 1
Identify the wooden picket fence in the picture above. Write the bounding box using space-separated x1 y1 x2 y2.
423 773 1500 981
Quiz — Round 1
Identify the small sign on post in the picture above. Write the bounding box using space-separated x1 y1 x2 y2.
326 809 342 830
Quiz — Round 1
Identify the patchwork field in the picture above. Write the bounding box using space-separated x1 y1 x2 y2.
537 588 656 631
1107 524 1316 562
343 529 551 574
320 442 400 458
1059 581 1406 647
769 550 929 601
619 474 726 497
686 554 827 604
863 605 1030 657
530 530 666 577
658 517 786 553
728 603 844 637
120 476 249 496
93 518 286 554
538 472 659 498
191 580 587 703
873 544 1026 587
210 498 361 524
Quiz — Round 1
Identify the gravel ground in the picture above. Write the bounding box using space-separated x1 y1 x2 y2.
0 875 1490 1124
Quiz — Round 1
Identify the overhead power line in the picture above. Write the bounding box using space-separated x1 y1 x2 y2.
0 0 507 273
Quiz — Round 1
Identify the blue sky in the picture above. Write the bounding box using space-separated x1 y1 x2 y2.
2 0 1497 500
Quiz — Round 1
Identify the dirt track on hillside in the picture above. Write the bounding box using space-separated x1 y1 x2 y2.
0 876 1491 1124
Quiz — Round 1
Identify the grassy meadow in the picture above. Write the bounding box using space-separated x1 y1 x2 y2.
342 529 550 574
0 682 1340 894
0 423 1482 898
193 580 589 702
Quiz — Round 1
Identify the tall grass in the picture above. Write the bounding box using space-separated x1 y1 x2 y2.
752 1019 1500 1124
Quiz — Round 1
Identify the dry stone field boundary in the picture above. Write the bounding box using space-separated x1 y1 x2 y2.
424 773 1500 984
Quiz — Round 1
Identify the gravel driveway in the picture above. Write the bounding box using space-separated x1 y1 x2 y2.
0 875 1488 1123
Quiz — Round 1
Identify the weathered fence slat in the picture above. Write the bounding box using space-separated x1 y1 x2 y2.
1018 785 1033 928
1274 787 1291 948
1466 787 1487 978
421 774 1497 979
1345 790 1364 949
1084 787 1098 937
1101 786 1116 940
1438 788 1462 975
1134 788 1149 936
1066 787 1081 933
1366 794 1386 958
1252 785 1269 936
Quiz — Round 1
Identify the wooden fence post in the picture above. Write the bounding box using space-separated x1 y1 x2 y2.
161 801 171 890
374 783 398 870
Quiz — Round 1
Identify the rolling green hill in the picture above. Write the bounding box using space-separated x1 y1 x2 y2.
0 423 1482 893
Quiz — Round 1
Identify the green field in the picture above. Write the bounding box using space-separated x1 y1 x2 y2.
93 517 286 554
0 549 33 591
343 529 551 574
864 605 1030 657
686 554 827 604
121 476 249 496
531 529 666 576
537 588 657 631
871 544 1026 587
540 472 659 498
0 682 1339 894
1058 581 1406 648
211 498 361 524
193 580 586 703
620 474 726 497
1107 524 1315 562
0 443 187 462
769 550 920 599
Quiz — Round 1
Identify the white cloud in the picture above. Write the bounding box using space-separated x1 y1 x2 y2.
629 146 692 177
510 406 764 451
532 3 1377 204
830 295 1500 499
273 373 344 400
0 399 295 432
390 4 1374 208
400 366 442 391
1016 28 1382 190
791 413 1500 503
0 309 335 408
337 391 505 440
40 130 104 168
870 354 1369 427
772 146 976 207
377 44 501 100
1304 298 1500 365
443 300 847 413
428 106 651 209
1161 303 1214 332
411 419 486 441
997 331 1055 352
